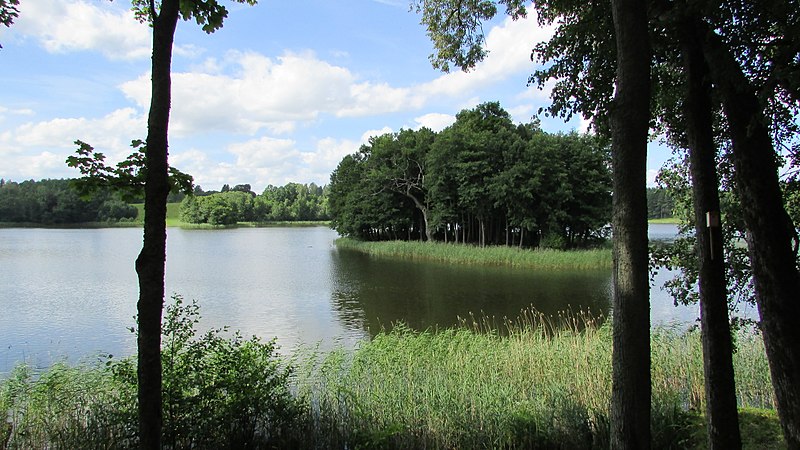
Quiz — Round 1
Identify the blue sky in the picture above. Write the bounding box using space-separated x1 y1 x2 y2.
0 0 670 192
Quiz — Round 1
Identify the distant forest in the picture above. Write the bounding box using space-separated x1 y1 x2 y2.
0 179 329 225
180 183 329 225
646 188 674 219
0 178 138 224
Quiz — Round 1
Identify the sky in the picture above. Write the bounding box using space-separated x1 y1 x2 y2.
0 0 671 193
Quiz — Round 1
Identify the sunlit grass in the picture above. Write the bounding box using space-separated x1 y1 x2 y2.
1 309 781 449
649 217 680 224
294 311 778 449
335 237 612 270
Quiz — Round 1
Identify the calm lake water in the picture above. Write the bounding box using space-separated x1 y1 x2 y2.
0 224 696 374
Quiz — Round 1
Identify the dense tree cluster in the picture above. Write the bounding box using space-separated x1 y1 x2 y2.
180 182 329 225
329 102 611 249
646 188 674 219
0 178 138 224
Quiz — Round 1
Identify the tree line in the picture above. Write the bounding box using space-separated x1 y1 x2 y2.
0 178 138 224
180 182 330 225
418 0 800 446
329 102 612 249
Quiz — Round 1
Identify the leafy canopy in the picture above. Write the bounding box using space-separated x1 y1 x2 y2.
66 140 193 201
413 0 526 72
131 0 257 33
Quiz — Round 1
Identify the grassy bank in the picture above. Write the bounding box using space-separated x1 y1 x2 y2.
335 237 613 270
1 310 780 449
649 217 680 224
131 203 330 228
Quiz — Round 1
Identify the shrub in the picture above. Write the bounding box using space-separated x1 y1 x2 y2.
1 295 299 449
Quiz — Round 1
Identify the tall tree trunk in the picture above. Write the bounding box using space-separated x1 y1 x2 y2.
701 24 800 448
137 2 179 449
681 23 742 449
609 0 651 447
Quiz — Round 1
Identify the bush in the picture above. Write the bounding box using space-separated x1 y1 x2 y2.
1 295 299 449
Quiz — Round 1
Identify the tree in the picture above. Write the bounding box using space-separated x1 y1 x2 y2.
0 0 19 48
127 1 255 447
606 0 652 447
415 2 650 447
654 16 742 447
698 20 800 446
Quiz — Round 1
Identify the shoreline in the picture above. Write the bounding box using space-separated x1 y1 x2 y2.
334 237 613 270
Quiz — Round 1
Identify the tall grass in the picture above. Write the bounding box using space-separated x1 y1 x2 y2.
293 312 775 449
1 308 778 449
335 238 613 270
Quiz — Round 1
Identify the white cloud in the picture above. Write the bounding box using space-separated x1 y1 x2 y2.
506 104 535 123
121 51 426 137
168 134 366 190
417 11 554 99
0 106 35 117
0 108 145 181
647 169 660 187
360 127 394 143
228 136 301 168
15 0 151 60
413 113 454 131
116 10 554 139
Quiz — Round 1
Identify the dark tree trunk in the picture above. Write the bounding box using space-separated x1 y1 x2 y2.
609 0 651 447
681 23 742 449
136 2 179 449
701 25 800 448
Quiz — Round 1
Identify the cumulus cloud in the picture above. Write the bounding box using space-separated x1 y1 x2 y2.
167 133 367 190
0 108 145 181
15 0 151 60
116 10 553 138
418 11 554 99
121 51 426 137
413 113 455 131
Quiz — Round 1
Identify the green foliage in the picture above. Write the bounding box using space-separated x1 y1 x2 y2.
0 295 299 449
0 0 19 29
153 295 300 448
650 155 756 323
329 102 611 248
647 187 675 220
294 314 775 449
0 178 138 224
130 0 258 33
0 306 779 449
66 140 194 202
179 183 329 225
335 237 612 270
413 0 527 72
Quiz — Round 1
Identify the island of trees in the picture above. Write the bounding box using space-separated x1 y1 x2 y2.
329 102 612 249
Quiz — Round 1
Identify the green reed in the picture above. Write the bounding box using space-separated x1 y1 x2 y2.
335 238 612 270
293 311 775 449
1 308 778 449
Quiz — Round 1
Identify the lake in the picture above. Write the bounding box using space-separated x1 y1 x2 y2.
0 224 696 374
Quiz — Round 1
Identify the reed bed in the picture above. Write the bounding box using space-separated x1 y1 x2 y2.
335 238 613 270
1 310 778 449
293 311 774 449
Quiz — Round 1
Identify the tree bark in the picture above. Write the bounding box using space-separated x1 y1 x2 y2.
681 23 742 449
136 2 179 449
609 0 651 448
701 24 800 448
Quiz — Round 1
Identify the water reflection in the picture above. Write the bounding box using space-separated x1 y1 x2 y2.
1 225 697 374
329 248 613 336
